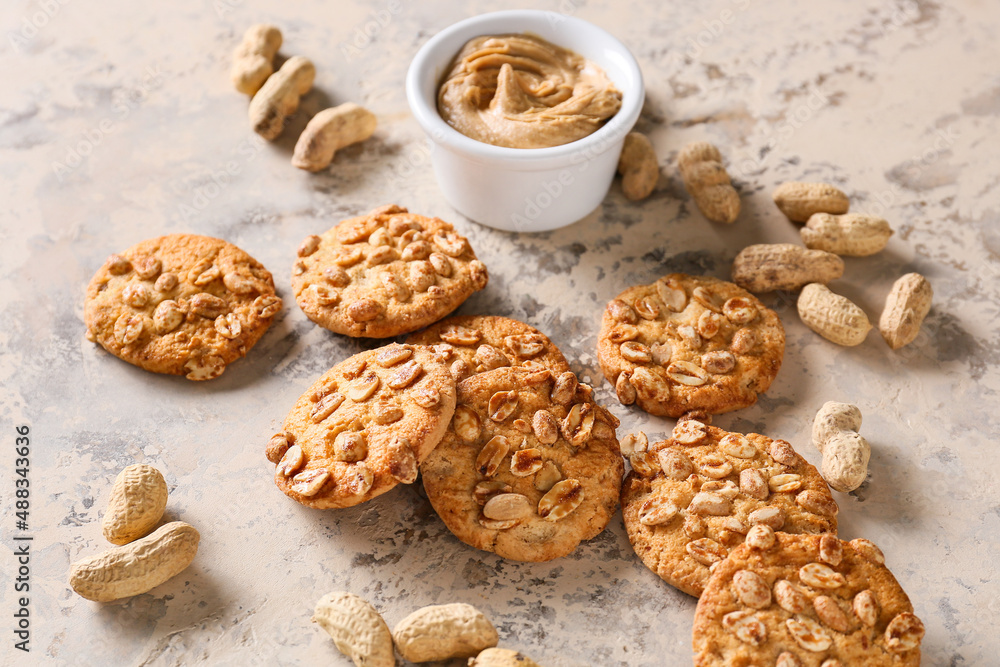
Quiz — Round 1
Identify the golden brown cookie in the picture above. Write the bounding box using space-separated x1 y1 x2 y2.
292 205 489 338
84 234 282 381
267 344 457 509
421 366 623 562
597 274 785 418
406 315 571 383
693 531 924 666
621 423 838 597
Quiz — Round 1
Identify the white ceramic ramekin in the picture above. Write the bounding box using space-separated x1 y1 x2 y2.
406 10 644 232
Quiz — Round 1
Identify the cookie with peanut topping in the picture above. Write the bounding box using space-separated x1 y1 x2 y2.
693 531 923 666
621 423 837 597
597 274 784 417
421 366 623 562
406 315 571 383
292 205 489 338
84 234 282 380
267 344 457 509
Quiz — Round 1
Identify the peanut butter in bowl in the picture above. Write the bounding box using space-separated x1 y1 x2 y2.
437 33 623 149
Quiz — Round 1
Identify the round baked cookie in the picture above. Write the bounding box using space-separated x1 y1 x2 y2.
84 234 282 381
620 422 838 597
406 315 571 383
693 531 924 666
597 274 785 418
421 366 623 562
267 344 457 509
292 205 489 338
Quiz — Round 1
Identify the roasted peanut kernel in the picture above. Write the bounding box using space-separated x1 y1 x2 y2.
639 496 679 525
473 480 512 505
745 524 776 550
265 432 292 463
720 434 755 458
853 590 879 626
620 341 652 363
155 272 179 292
510 448 543 477
534 461 561 492
769 473 803 493
298 235 321 257
814 595 850 633
733 570 771 609
607 298 638 323
537 479 583 520
476 436 510 477
658 449 694 480
799 562 846 589
774 580 809 614
531 410 559 445
740 469 768 500
786 616 833 652
634 296 660 320
276 445 305 476
667 360 709 386
688 539 729 567
730 327 758 354
702 350 736 374
488 390 518 421
671 419 707 445
656 278 687 312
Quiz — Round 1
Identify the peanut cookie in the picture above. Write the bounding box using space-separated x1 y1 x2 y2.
597 274 784 417
267 344 457 509
693 531 923 666
621 423 837 597
292 205 489 338
84 234 282 381
406 315 571 383
421 366 623 562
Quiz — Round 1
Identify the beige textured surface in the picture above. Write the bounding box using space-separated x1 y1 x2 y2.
4 0 1000 664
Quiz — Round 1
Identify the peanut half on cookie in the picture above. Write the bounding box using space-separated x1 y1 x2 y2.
292 205 489 338
421 366 623 562
621 423 838 597
267 344 457 509
406 315 571 383
693 531 924 666
598 274 785 417
84 234 282 380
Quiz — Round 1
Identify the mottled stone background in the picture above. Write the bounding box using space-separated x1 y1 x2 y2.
1 0 998 665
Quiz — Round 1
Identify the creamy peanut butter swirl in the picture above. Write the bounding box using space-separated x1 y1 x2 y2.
437 34 623 149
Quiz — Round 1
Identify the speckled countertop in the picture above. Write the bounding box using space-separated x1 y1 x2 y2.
2 0 998 665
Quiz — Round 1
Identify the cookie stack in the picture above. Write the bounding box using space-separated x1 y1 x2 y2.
262 209 624 563
595 273 924 662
